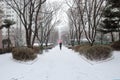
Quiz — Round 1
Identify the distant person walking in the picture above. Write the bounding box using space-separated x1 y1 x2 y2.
58 39 62 50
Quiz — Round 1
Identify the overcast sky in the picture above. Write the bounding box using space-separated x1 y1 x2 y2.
47 0 70 28
46 0 71 38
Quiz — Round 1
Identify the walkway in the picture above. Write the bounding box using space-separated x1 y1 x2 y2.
0 46 120 80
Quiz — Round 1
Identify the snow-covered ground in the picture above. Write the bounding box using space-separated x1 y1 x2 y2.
0 46 120 80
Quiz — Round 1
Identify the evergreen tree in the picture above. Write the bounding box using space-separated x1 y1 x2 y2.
1 19 15 48
100 0 120 41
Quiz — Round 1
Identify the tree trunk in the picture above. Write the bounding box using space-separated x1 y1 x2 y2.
26 30 32 48
91 39 95 46
119 32 120 41
101 33 104 44
111 32 114 42
8 28 10 48
45 39 48 47
32 28 37 46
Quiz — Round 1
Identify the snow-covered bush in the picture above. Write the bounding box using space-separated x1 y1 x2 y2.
73 45 81 52
12 47 37 61
111 41 120 51
79 45 113 61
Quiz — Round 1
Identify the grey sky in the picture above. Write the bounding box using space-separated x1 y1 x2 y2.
46 0 71 38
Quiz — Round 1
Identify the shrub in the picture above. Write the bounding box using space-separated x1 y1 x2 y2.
79 45 91 55
33 46 44 54
111 41 120 50
0 48 3 54
3 47 13 53
32 46 41 53
67 46 72 49
73 45 81 52
0 47 13 54
79 45 113 61
12 47 37 61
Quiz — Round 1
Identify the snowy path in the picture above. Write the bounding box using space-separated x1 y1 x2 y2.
0 46 120 80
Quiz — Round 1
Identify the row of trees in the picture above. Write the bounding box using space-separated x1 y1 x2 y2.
67 0 120 46
36 2 61 46
2 0 60 47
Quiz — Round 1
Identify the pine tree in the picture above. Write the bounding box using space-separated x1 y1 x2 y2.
100 0 120 41
1 19 15 48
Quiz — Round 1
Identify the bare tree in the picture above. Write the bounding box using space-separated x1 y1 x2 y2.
67 8 76 45
49 28 59 44
34 2 61 47
4 0 47 47
66 1 83 45
73 0 106 46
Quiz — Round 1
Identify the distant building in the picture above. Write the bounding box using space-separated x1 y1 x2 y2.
0 0 24 47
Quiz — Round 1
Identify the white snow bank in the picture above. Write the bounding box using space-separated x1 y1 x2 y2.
0 46 120 80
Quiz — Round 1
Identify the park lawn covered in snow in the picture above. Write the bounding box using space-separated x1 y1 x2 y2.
0 46 120 80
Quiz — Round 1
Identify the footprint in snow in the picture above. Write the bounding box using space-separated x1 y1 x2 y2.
10 75 24 80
